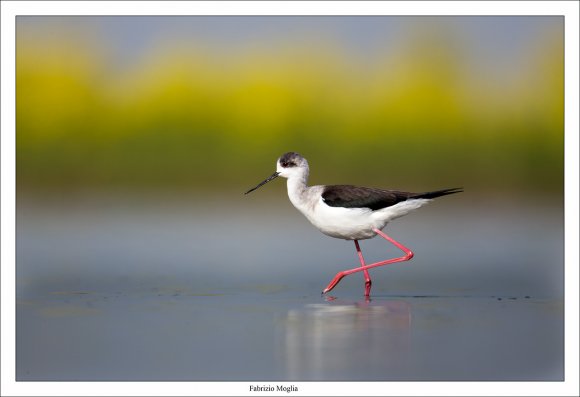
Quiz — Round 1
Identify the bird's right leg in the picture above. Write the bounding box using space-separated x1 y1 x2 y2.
322 229 414 295
322 239 371 296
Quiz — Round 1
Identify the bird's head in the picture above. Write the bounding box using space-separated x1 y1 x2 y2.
245 152 309 194
276 152 309 179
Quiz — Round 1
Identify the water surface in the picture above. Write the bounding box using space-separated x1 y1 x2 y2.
16 194 564 380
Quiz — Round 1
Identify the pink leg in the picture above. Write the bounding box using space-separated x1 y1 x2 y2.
322 228 414 295
354 240 372 297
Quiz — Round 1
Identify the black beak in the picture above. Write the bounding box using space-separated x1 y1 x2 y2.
245 172 280 194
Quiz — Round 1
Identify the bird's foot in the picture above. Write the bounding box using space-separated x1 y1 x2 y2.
322 272 345 294
364 280 372 297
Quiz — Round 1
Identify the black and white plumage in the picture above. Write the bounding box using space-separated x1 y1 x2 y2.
245 152 462 240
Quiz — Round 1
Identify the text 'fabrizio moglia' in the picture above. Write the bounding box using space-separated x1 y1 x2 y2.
249 385 298 393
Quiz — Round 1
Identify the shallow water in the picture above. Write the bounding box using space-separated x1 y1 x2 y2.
16 194 564 380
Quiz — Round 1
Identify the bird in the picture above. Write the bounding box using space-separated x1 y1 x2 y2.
245 151 462 297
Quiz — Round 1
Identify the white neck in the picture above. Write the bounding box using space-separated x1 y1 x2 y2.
286 173 309 210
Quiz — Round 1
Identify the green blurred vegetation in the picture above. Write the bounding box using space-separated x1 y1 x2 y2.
16 23 563 196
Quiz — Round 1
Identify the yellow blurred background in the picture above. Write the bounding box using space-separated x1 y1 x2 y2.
16 16 563 197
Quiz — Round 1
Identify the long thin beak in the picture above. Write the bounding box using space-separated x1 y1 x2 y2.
244 172 280 194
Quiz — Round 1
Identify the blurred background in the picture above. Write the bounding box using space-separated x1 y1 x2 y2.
16 16 563 196
16 15 565 381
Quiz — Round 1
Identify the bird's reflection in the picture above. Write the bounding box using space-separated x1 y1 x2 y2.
282 299 411 380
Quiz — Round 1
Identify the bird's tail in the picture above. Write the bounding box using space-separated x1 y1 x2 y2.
411 187 463 200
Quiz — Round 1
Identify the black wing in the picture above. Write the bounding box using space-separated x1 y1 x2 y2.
321 185 413 210
322 186 463 211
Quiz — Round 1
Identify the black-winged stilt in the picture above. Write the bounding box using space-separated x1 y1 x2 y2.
245 152 462 297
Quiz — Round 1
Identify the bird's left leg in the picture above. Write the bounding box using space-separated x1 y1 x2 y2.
322 229 414 295
354 240 372 296
322 239 371 296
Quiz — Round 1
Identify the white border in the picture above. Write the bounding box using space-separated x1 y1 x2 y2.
2 1 578 396
1 0 579 16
